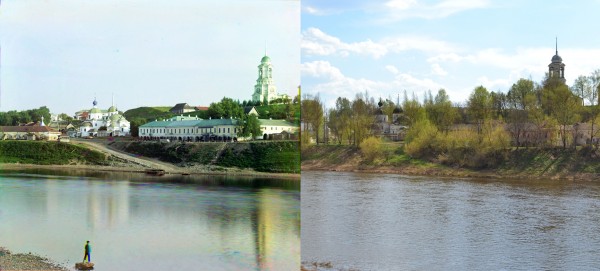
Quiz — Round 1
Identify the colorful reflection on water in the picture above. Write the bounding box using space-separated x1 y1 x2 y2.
0 169 299 270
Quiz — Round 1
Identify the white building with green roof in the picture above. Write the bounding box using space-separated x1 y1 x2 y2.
139 115 298 142
78 97 130 137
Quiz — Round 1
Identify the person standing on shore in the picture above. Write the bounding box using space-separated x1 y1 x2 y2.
83 241 91 263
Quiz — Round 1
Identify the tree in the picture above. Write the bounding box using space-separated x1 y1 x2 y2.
238 114 261 140
427 89 458 133
467 86 492 135
402 90 425 125
542 83 581 148
207 97 243 119
506 78 536 147
301 94 324 145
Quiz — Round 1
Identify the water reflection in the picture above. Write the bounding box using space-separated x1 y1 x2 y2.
0 169 299 270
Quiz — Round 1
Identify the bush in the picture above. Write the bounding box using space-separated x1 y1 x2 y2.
404 118 440 158
359 136 383 163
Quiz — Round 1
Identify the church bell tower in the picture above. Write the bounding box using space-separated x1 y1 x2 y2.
548 37 566 84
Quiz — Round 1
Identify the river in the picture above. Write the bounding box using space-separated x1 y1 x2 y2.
0 168 299 270
302 171 600 271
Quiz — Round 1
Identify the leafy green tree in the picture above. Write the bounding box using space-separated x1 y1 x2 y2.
402 90 426 125
542 82 581 148
427 89 458 133
506 78 537 147
238 114 261 140
467 86 492 135
207 97 243 119
301 94 324 144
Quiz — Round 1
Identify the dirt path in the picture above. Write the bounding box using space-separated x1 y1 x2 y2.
72 139 183 173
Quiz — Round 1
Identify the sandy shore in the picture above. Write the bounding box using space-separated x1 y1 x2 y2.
0 247 67 271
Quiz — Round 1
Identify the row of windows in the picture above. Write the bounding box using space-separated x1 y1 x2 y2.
140 127 236 135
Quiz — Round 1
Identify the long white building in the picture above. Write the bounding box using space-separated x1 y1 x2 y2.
139 115 297 141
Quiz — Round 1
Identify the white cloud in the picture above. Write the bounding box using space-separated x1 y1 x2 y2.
302 27 457 58
385 65 399 74
302 61 445 107
380 0 491 22
431 63 448 76
385 0 417 10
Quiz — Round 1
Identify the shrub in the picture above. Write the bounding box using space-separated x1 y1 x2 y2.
359 136 383 162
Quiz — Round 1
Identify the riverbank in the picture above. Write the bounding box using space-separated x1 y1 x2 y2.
302 144 600 181
0 163 300 179
0 139 299 179
0 247 67 271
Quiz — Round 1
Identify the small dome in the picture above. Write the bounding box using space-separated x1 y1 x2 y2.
83 122 92 127
110 114 122 121
261 55 271 63
551 54 562 63
393 107 403 114
90 108 102 113
108 106 117 112
92 98 98 106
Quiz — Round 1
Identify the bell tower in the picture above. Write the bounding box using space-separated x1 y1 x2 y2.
252 47 278 105
548 37 566 84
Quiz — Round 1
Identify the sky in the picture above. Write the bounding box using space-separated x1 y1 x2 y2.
0 0 300 115
301 0 600 108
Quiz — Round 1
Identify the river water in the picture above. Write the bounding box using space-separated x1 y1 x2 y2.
0 169 299 271
302 171 600 271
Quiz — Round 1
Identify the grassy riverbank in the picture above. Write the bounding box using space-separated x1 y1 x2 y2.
0 141 107 165
0 247 67 271
302 144 600 180
120 141 300 174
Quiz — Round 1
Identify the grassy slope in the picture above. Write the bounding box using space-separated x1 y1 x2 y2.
121 141 299 173
0 141 107 165
302 144 600 179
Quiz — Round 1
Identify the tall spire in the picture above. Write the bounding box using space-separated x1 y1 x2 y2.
264 40 267 56
112 93 114 107
555 36 558 55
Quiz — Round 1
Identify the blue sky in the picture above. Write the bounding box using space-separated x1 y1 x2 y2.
301 0 600 108
0 0 300 115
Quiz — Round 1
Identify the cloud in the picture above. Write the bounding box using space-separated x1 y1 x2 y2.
385 65 399 74
431 63 448 76
302 61 445 107
302 27 457 58
380 0 491 22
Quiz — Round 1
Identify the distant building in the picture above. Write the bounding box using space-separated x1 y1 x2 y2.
195 106 209 111
0 126 61 141
139 115 298 141
244 106 259 117
372 99 407 141
548 38 566 84
252 53 289 105
77 97 130 137
169 103 196 114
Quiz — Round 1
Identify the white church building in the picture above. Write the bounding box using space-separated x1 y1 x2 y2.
77 98 131 137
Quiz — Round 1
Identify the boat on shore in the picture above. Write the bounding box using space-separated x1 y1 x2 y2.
145 169 166 176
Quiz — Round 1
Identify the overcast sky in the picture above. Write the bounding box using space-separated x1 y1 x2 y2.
0 0 300 115
301 0 600 108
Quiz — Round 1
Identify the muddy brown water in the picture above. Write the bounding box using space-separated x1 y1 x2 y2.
302 171 600 271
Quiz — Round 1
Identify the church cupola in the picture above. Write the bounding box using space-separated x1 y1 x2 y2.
548 37 566 84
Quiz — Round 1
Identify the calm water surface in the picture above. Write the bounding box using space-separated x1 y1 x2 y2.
0 169 300 271
302 171 600 271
